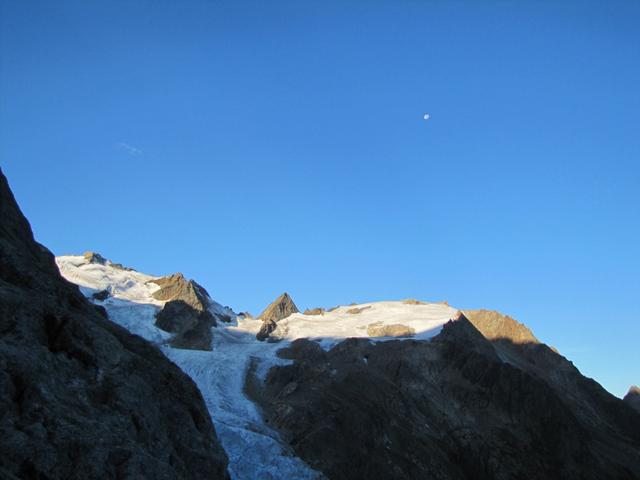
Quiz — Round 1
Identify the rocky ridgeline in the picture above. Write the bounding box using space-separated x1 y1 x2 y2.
0 169 229 479
256 292 299 341
83 251 133 271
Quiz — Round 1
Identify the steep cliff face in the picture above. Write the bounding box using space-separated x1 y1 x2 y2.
249 313 640 480
0 169 229 479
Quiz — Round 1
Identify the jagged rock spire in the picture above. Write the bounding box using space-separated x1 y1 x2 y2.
150 273 218 350
256 293 299 341
258 292 299 323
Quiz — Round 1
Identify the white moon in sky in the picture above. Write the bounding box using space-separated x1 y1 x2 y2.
423 114 430 120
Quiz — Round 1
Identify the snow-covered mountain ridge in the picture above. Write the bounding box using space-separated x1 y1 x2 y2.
56 253 459 480
56 253 458 347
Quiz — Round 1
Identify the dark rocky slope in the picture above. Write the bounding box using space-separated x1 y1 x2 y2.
155 299 216 351
249 313 640 480
0 169 229 479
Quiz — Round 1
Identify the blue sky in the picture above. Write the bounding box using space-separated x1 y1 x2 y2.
1 1 638 397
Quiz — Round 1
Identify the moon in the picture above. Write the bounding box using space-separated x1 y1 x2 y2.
423 114 430 121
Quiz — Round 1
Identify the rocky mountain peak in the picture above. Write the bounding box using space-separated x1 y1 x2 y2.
462 308 539 344
149 273 220 350
256 292 299 342
150 272 210 311
258 292 299 323
624 386 640 413
83 251 107 265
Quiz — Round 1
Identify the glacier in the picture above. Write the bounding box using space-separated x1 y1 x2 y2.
56 255 458 479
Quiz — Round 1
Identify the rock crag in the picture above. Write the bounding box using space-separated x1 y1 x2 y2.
256 293 299 341
151 273 222 350
463 308 538 344
366 322 415 338
151 273 210 311
155 300 216 351
624 386 640 413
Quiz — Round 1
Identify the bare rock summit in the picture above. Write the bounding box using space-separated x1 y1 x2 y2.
463 309 538 344
258 292 299 322
256 293 299 341
151 272 210 312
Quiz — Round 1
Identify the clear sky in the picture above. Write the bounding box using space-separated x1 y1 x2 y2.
1 1 638 397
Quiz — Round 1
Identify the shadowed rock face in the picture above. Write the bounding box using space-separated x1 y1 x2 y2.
625 386 640 413
249 314 640 480
92 289 110 301
256 293 299 341
0 169 229 479
256 320 278 342
155 300 216 351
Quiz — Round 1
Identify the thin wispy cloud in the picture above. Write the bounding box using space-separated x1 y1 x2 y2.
115 142 143 156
